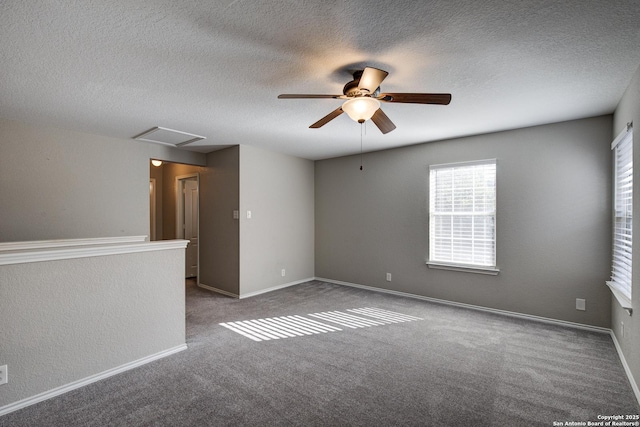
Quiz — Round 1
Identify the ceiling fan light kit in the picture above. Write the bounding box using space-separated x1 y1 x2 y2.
341 97 380 123
278 66 451 134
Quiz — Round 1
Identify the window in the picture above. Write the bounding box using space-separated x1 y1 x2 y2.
428 160 498 274
607 124 633 311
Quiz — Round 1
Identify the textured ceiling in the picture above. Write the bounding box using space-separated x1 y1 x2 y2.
1 1 639 160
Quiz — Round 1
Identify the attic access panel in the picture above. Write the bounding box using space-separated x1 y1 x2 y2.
133 127 206 147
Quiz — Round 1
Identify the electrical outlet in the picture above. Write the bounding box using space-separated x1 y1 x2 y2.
233 210 239 220
0 365 7 386
386 273 392 282
575 298 586 311
281 269 286 277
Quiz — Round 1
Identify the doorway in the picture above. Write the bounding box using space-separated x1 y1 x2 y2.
149 160 201 281
176 174 199 279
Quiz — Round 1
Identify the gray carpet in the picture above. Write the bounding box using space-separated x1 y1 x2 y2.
1 280 638 426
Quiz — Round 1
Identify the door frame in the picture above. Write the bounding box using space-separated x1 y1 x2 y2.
176 173 200 282
149 178 157 241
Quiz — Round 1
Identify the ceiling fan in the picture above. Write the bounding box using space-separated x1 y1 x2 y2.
278 67 451 134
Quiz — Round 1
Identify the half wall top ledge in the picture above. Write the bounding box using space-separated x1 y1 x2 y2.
0 236 189 266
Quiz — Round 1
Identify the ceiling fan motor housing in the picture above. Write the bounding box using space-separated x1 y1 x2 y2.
343 73 381 97
343 79 361 97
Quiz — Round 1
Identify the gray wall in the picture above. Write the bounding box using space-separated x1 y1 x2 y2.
316 115 613 328
199 146 240 295
0 247 186 408
0 118 206 242
239 145 315 296
612 64 640 392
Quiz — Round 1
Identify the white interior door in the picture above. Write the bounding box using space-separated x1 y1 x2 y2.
183 179 198 278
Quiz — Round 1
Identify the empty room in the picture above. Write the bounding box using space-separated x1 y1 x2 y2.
1 1 640 426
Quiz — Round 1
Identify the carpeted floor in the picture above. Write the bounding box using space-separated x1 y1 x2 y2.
1 280 639 426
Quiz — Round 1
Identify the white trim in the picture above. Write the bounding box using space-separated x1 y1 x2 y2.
0 235 147 252
0 344 188 417
429 158 497 170
133 126 205 147
606 281 633 315
150 178 157 241
197 278 316 299
198 282 239 298
0 239 189 266
610 331 640 406
316 277 610 334
239 277 316 299
426 261 500 275
611 122 633 149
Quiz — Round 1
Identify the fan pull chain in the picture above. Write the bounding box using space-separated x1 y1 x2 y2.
360 122 363 170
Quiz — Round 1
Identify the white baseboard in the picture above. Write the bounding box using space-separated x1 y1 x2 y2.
610 331 640 406
198 282 239 298
315 277 610 334
239 277 315 299
0 344 188 417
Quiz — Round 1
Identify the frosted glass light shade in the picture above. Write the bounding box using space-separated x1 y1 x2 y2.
342 97 380 123
151 160 163 167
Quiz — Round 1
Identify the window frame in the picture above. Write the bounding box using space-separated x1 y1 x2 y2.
427 159 499 275
607 124 633 314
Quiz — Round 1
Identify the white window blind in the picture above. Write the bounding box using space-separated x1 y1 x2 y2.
429 160 497 269
609 126 633 301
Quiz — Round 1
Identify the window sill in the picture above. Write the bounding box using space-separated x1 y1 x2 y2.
606 281 633 315
426 262 500 276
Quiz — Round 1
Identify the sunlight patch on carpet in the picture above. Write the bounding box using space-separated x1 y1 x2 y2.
220 308 423 341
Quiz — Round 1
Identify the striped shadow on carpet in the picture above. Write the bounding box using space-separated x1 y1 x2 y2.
219 307 423 341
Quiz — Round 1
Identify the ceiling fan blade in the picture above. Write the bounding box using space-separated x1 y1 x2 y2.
379 93 451 105
357 67 389 94
278 94 344 99
371 108 396 134
310 107 344 128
